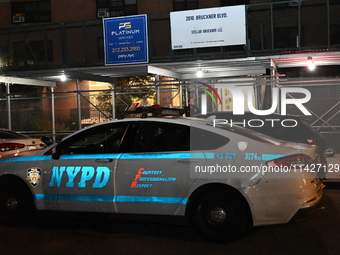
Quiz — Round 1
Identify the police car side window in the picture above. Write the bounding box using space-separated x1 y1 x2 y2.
133 122 190 152
58 123 129 155
190 127 230 150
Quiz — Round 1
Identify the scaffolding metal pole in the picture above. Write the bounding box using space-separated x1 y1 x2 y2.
111 84 116 119
270 58 280 113
155 75 160 104
6 83 11 130
76 80 82 130
51 87 56 142
327 0 330 49
179 85 183 109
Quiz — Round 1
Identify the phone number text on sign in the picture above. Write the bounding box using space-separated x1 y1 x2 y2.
112 46 141 53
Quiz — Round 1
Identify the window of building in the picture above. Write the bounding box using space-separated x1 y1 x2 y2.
11 0 51 24
96 0 137 18
221 0 249 6
174 0 198 11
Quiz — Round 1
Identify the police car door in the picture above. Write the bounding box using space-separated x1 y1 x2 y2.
115 120 205 215
49 122 130 213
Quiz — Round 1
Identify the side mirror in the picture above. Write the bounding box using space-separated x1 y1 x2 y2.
52 152 60 160
41 136 53 146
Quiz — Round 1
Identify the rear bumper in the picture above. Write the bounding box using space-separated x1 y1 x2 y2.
244 178 324 226
299 180 324 209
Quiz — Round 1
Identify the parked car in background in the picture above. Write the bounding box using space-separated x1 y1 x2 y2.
193 111 327 176
0 129 48 159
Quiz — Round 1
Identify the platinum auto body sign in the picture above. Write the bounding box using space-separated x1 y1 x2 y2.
170 5 246 50
103 14 148 65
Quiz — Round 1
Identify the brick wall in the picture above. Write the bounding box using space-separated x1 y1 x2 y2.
138 0 173 14
0 3 12 28
51 0 96 22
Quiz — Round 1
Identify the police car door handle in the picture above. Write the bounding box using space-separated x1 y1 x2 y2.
95 158 113 163
177 159 198 164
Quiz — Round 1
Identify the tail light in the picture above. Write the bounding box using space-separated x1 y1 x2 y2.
151 104 162 108
266 154 313 167
306 138 320 145
0 143 25 152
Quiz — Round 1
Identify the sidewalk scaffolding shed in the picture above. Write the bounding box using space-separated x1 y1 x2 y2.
0 70 339 152
0 76 56 136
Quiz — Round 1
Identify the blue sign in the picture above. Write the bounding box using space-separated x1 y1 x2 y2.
103 15 148 65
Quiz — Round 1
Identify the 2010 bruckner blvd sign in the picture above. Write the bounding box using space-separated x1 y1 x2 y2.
170 5 246 50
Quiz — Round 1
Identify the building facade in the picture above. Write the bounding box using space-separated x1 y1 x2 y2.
0 0 339 71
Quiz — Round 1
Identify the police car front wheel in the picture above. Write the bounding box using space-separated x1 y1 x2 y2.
0 181 35 224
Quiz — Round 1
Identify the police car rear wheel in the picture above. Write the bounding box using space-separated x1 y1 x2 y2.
0 181 35 224
188 188 250 242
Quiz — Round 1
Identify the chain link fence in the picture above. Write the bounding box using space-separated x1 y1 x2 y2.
285 82 340 152
0 81 184 141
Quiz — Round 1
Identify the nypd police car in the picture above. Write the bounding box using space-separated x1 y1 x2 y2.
0 107 322 242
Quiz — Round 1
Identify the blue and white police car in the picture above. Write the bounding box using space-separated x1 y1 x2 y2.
0 107 323 242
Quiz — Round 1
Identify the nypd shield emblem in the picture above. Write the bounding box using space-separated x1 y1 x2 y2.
27 167 41 187
237 141 248 151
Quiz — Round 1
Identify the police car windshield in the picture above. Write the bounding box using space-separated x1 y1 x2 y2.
208 122 281 145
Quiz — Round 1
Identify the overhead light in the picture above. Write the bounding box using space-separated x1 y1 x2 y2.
60 74 67 82
196 70 203 77
307 56 315 71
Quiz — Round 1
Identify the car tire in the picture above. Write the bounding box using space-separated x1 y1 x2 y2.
0 181 35 224
187 187 250 243
325 148 336 158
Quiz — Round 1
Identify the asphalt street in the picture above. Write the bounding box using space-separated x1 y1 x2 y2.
323 154 340 188
0 156 338 255
0 181 339 255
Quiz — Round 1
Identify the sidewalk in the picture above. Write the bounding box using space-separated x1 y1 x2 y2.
323 154 340 180
323 154 340 189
